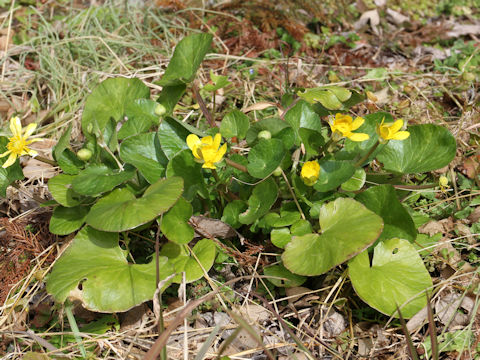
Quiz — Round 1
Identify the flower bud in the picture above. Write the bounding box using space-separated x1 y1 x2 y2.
155 103 167 116
257 130 272 140
77 148 93 161
272 167 282 176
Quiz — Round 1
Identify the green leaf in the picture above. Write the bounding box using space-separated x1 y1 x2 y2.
53 124 72 161
264 264 307 287
221 200 247 228
72 165 136 197
166 149 208 201
247 139 285 178
239 178 278 225
341 168 366 191
158 33 213 86
0 137 24 197
282 198 383 276
81 78 150 137
119 133 168 183
297 88 349 110
283 100 322 145
49 205 89 235
220 110 250 140
204 70 231 92
298 128 325 158
118 99 159 139
46 226 174 312
355 185 417 243
161 239 216 283
349 238 432 318
48 174 84 207
161 197 194 245
313 161 356 192
337 112 391 162
156 84 187 116
271 228 291 249
86 177 183 232
56 149 84 175
362 68 388 80
376 124 457 174
158 117 191 159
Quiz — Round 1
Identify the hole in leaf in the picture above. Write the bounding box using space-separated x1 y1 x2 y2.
392 248 399 254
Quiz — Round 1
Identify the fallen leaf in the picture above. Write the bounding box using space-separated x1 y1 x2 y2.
435 292 475 328
189 215 237 239
386 8 409 26
243 101 277 113
354 10 381 36
446 22 480 38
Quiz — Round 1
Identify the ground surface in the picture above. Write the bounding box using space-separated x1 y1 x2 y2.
0 0 479 359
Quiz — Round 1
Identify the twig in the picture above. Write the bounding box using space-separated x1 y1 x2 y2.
192 82 216 128
225 158 248 173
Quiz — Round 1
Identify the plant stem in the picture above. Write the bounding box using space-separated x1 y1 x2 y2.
192 82 216 128
225 158 248 173
155 222 167 360
212 91 216 120
354 140 380 167
34 155 57 167
65 301 87 358
281 170 305 220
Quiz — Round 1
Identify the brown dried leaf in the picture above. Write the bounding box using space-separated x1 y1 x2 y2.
190 215 236 239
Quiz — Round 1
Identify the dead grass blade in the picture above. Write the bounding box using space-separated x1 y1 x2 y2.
397 305 420 360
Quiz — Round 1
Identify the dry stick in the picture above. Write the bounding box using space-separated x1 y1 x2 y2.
154 222 167 360
144 275 267 360
192 82 216 128
450 167 461 211
225 158 247 173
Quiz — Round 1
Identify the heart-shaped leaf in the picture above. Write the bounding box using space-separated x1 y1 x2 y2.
283 100 323 145
119 133 168 183
220 110 250 140
247 139 285 178
48 174 83 207
376 124 456 174
118 99 159 139
355 184 417 243
46 226 174 312
349 238 432 318
86 177 183 232
158 117 191 159
239 177 278 225
282 198 383 276
158 33 213 86
161 197 194 245
72 165 136 197
49 205 89 235
313 161 356 192
81 78 150 137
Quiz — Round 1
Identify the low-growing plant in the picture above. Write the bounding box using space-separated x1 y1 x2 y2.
1 33 457 319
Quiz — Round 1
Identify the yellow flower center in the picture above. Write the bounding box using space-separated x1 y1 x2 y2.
7 136 28 155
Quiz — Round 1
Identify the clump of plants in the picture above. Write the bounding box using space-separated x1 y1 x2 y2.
0 33 456 320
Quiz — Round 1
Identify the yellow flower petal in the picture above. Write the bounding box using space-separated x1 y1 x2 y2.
391 131 410 140
23 123 37 138
201 136 213 145
202 162 217 169
0 149 11 158
351 117 365 131
186 134 200 150
390 119 404 133
213 133 221 149
2 152 17 168
10 117 22 137
213 143 227 163
347 132 370 142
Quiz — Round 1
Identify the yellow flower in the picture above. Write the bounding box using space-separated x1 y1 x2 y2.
329 113 369 142
186 133 227 170
0 116 43 168
439 175 449 193
301 160 320 186
376 118 410 143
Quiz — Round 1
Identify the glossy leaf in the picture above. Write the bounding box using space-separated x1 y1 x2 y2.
376 124 456 174
49 205 89 235
48 174 83 207
239 178 278 225
156 84 187 116
283 100 322 145
158 33 213 86
119 133 167 183
355 184 417 243
246 118 295 149
81 78 150 137
53 124 72 161
282 198 383 276
313 161 356 192
158 117 190 159
161 197 194 245
220 110 250 140
118 99 159 139
349 238 432 318
247 139 285 178
72 165 135 197
341 168 366 191
86 177 183 232
46 226 174 312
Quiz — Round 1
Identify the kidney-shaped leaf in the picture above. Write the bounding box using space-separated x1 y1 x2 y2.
313 161 356 192
247 139 285 178
161 197 194 245
282 198 383 276
86 177 183 232
118 99 159 139
376 124 456 174
49 205 89 235
220 110 250 140
48 174 83 207
81 78 150 137
239 177 278 225
119 132 168 183
284 100 322 145
72 165 136 197
348 238 433 318
46 226 174 312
